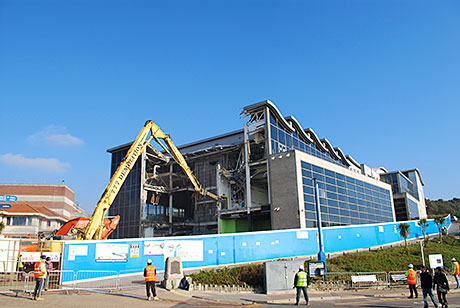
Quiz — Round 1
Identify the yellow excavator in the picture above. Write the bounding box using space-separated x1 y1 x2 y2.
38 120 219 252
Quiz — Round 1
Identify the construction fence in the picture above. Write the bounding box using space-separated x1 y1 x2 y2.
0 269 146 295
1 269 445 295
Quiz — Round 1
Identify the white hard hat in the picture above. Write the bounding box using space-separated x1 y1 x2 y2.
408 264 414 268
147 259 152 264
452 258 456 262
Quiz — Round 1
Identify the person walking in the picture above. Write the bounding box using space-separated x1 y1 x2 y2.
433 267 449 308
420 266 438 308
406 264 418 298
144 259 158 301
451 258 459 289
44 256 53 291
32 255 47 300
293 267 309 305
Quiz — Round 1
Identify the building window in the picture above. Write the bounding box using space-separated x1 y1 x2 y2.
47 221 51 227
301 161 394 227
12 217 27 226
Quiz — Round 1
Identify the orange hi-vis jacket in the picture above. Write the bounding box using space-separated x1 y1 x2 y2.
406 269 417 285
145 265 156 282
453 261 460 275
34 261 47 279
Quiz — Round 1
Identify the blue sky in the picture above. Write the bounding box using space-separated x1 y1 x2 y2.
1 0 459 213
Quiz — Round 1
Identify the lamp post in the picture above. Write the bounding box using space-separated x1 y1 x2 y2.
313 178 327 274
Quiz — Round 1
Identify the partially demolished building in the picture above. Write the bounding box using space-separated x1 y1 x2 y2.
107 100 427 239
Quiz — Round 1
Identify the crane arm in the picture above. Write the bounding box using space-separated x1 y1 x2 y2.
149 121 219 201
83 121 155 240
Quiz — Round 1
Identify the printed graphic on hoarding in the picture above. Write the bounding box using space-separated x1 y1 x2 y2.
130 243 139 258
144 240 203 261
68 245 88 261
95 243 129 262
21 252 40 262
43 252 60 262
144 241 165 255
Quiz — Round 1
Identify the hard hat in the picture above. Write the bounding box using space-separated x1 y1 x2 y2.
452 258 456 262
408 264 413 268
147 259 152 264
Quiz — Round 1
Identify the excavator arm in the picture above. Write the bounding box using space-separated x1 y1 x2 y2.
83 120 218 240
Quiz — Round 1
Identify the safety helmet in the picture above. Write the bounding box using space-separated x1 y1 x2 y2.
147 259 152 264
452 258 456 262
408 264 414 268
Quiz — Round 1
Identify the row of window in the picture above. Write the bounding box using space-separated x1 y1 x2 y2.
3 217 54 227
269 115 345 167
301 160 394 226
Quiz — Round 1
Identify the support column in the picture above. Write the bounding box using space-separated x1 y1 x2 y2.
244 124 252 231
169 164 173 235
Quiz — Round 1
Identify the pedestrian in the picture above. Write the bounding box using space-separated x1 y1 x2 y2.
44 256 53 291
420 266 438 308
32 255 47 301
406 264 418 298
293 267 309 306
450 258 459 289
144 259 158 301
433 267 449 308
17 254 24 281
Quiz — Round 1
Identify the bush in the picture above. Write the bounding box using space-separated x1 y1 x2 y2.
188 264 263 288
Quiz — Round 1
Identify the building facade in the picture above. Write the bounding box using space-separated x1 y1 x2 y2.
0 204 67 238
0 183 86 220
107 100 427 239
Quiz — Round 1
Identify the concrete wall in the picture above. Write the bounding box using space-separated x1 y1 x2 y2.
61 216 451 282
269 152 302 230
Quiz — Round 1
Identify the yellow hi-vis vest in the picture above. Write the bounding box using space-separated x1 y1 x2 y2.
296 271 308 287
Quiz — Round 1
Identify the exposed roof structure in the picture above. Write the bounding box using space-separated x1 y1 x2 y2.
242 99 361 168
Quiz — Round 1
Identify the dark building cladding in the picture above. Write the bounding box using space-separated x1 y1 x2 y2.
107 100 427 239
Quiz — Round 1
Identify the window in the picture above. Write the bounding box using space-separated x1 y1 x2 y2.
12 217 27 226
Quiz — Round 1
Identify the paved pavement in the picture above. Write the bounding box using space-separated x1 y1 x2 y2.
2 286 460 307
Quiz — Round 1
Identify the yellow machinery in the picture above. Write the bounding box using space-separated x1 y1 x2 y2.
39 120 219 251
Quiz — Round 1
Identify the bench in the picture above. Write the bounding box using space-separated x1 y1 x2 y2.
391 274 407 282
351 275 377 288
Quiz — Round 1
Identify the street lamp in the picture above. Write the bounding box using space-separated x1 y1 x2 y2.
313 178 327 275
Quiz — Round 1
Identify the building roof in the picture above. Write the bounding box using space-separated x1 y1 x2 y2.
0 203 67 221
0 183 75 194
242 99 362 168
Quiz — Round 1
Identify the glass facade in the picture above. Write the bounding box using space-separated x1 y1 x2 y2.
269 115 344 167
407 198 419 220
108 148 142 239
380 172 419 200
301 161 394 227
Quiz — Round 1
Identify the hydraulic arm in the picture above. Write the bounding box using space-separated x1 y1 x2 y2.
83 120 218 240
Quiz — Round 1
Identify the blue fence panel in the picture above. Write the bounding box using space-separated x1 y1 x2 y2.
61 216 451 282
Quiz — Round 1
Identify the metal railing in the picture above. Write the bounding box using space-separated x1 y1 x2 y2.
74 270 119 291
118 269 144 291
0 271 27 295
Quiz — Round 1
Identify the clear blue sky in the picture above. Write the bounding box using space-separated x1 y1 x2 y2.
1 0 459 213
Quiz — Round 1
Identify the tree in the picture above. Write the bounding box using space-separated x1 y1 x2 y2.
434 216 446 243
0 221 4 235
398 223 411 247
419 218 429 246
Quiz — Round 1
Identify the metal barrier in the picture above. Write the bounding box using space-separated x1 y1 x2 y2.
74 271 118 292
387 270 422 288
0 271 27 295
118 269 144 291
